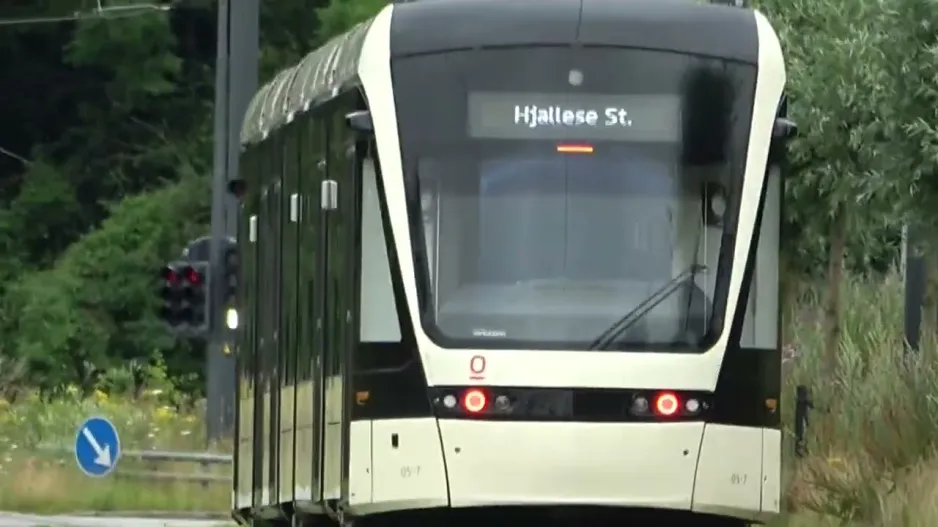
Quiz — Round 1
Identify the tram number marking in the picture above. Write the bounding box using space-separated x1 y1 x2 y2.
400 465 421 478
730 473 748 485
469 355 486 380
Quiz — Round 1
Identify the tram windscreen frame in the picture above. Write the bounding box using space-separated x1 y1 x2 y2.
390 45 757 352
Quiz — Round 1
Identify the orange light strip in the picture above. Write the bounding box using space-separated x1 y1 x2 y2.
556 144 594 154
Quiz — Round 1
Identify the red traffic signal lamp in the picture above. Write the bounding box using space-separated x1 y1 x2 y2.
158 260 210 334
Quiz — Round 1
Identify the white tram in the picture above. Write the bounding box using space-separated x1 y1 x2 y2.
229 0 796 525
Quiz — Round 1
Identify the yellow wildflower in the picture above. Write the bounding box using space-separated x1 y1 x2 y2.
93 389 108 403
154 406 174 421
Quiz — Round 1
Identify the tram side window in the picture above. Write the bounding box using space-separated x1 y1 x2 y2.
739 166 781 351
359 154 401 343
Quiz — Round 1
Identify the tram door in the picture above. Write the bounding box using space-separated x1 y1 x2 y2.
267 141 285 507
252 141 272 509
321 104 360 502
236 151 259 511
296 117 327 504
279 124 300 505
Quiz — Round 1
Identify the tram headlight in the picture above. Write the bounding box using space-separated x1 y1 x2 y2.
225 308 239 330
685 398 701 414
632 395 649 414
442 394 457 408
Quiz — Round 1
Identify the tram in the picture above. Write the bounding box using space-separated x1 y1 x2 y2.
229 0 796 525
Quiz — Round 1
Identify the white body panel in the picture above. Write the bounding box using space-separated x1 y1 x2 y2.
692 425 764 520
261 390 271 506
439 420 701 509
348 420 375 507
323 374 344 500
279 384 295 505
343 419 779 521
759 428 783 520
363 418 450 514
235 391 253 510
294 380 317 503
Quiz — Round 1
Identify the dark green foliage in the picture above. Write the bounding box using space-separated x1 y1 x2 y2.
0 0 367 393
2 0 936 394
2 172 209 392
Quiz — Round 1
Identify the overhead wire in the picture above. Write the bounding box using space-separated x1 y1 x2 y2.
0 3 175 27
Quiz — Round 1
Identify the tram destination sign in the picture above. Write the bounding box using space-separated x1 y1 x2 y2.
467 92 681 142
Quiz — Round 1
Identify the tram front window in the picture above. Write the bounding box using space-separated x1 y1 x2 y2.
392 46 756 351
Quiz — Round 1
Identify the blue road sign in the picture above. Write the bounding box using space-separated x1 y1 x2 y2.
74 416 121 477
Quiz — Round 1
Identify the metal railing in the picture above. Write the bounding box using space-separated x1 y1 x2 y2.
37 445 233 486
115 449 233 486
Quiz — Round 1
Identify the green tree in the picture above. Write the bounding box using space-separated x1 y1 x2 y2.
316 0 388 40
3 172 210 392
0 5 215 390
758 0 903 380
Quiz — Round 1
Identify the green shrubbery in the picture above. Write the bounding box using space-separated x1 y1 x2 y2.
0 173 210 396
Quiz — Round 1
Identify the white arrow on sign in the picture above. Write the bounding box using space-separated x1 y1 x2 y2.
81 426 112 468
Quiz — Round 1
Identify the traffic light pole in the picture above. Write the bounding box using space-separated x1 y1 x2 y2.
208 0 259 445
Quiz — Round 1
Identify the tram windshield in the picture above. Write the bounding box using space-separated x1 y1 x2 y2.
391 46 756 351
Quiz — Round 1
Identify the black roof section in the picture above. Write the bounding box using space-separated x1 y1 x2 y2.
390 0 759 64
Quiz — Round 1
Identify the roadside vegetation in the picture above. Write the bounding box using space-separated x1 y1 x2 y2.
0 359 229 514
772 272 938 526
4 271 938 524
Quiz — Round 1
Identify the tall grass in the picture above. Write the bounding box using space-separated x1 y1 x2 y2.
0 369 230 514
781 271 938 525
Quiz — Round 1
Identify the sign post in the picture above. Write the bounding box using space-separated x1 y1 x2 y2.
74 416 121 477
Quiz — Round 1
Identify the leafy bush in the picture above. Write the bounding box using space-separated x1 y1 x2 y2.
0 173 210 395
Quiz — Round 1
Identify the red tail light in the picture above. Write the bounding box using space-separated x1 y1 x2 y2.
462 388 488 413
654 392 680 416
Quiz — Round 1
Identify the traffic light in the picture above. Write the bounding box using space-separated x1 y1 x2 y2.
159 263 184 325
223 241 238 305
158 260 210 335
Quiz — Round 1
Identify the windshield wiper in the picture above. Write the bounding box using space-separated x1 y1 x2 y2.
588 264 707 350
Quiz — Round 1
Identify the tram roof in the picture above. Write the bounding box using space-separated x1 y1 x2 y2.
240 0 759 147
